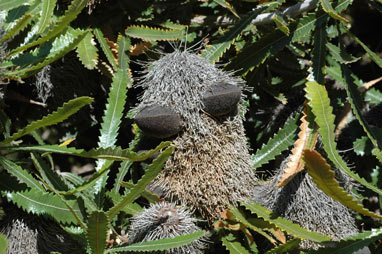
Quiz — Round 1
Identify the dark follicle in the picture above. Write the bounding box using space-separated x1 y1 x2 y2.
135 104 182 138
202 83 241 116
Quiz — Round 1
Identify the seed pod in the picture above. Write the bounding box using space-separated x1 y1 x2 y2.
135 105 182 138
202 83 241 117
128 202 207 254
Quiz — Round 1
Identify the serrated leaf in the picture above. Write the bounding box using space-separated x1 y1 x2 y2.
106 192 142 215
0 233 8 254
0 96 93 146
120 182 160 203
0 0 31 11
241 202 331 242
106 230 205 253
303 149 382 218
31 152 69 191
265 238 301 254
326 42 360 64
107 146 174 219
60 160 112 196
365 88 382 105
160 20 186 30
221 233 251 254
341 65 382 158
2 188 83 225
76 31 98 70
93 67 130 206
0 155 45 193
305 81 382 195
8 29 88 78
117 35 131 71
93 28 118 72
202 7 266 63
310 228 382 254
278 110 318 187
320 0 349 22
252 113 300 169
213 0 239 18
350 32 382 69
9 0 88 56
36 0 57 34
0 14 33 44
228 206 277 244
225 13 330 74
0 141 170 161
87 211 109 254
353 136 373 157
125 25 184 41
312 21 327 84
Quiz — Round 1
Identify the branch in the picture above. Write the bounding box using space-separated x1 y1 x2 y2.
252 0 319 25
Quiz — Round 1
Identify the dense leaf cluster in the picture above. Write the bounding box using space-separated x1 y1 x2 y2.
1 0 382 253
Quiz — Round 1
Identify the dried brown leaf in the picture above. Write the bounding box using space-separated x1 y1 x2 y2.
130 42 152 56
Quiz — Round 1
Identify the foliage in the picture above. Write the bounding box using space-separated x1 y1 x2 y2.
1 0 382 253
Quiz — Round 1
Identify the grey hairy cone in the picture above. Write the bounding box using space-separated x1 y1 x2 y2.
128 202 207 254
0 209 80 254
252 155 362 251
136 50 257 222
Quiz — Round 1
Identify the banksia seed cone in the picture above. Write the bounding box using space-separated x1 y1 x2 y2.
0 208 79 254
135 50 257 223
252 154 361 250
128 202 206 254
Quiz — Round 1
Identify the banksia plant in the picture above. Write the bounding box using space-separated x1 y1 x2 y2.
134 49 258 222
128 201 207 254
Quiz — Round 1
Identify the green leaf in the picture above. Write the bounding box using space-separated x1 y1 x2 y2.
0 141 170 161
36 0 57 34
305 81 382 195
320 0 349 22
0 155 45 192
202 7 266 63
265 238 301 254
341 65 382 156
0 96 93 146
353 136 373 157
365 88 382 105
93 66 130 206
8 29 89 78
125 25 184 41
106 230 206 253
117 35 131 71
0 14 33 44
9 0 88 56
0 0 31 11
0 233 8 254
120 182 160 203
241 202 331 242
311 21 327 84
93 28 118 71
252 113 300 169
59 160 112 196
31 152 69 191
2 188 83 225
310 228 382 254
213 0 239 18
160 20 186 30
76 31 98 70
326 42 360 64
87 211 109 254
303 149 382 218
228 205 276 244
350 32 382 69
221 233 251 254
107 146 174 220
